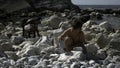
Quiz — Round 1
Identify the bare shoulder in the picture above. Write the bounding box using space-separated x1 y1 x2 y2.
66 28 72 31
80 30 85 35
63 28 72 34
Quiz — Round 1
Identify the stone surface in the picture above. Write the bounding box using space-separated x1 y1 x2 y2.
5 51 19 61
95 33 109 49
41 14 63 29
0 42 13 51
99 21 114 33
58 51 85 61
85 44 98 55
11 36 25 45
96 49 107 60
82 20 97 31
115 63 120 68
17 46 40 57
109 38 120 51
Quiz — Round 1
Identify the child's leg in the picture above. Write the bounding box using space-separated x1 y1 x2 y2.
64 37 73 52
80 45 87 54
35 29 40 37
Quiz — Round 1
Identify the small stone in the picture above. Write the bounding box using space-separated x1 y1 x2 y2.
107 63 116 68
70 62 80 68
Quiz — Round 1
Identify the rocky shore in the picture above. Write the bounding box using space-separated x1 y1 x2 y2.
0 0 120 68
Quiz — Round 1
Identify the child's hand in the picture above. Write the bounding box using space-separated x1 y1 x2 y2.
58 36 63 41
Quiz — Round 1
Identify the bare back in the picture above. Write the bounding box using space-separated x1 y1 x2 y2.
60 27 85 44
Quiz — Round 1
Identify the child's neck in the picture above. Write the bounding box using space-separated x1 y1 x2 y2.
72 27 81 32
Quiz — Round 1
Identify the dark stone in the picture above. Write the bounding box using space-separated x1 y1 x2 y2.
109 38 120 51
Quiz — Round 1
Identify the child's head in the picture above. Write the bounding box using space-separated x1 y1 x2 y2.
71 17 83 29
70 15 90 30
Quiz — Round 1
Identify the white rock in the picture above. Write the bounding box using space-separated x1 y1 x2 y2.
70 62 80 68
59 21 71 30
16 57 28 63
84 31 96 41
41 14 63 29
28 57 39 65
82 20 97 31
107 63 115 68
111 56 120 62
17 46 40 57
99 21 114 32
93 63 101 68
58 51 85 61
103 55 113 65
53 62 62 68
89 60 95 65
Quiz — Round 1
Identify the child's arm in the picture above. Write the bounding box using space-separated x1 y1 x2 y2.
58 28 70 40
80 31 86 44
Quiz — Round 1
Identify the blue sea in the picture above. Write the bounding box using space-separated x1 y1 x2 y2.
78 5 120 9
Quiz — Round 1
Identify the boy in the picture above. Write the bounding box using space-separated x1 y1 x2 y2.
58 17 87 54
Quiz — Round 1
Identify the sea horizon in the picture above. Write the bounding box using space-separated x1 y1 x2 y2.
78 5 120 9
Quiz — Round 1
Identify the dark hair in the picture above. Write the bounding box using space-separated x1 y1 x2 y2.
71 18 83 29
70 15 90 29
81 15 90 23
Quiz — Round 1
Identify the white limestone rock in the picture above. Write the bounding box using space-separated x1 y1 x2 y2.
99 21 114 33
41 14 63 29
58 51 85 62
82 20 97 31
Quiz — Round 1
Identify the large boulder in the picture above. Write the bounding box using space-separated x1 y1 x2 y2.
99 21 114 33
82 20 97 31
17 41 37 57
30 0 80 12
41 14 63 29
59 20 71 30
95 33 110 49
17 45 40 57
84 31 96 41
